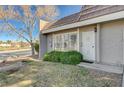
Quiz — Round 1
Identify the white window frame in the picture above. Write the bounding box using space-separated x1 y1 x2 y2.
47 34 53 52
52 31 78 51
68 32 78 51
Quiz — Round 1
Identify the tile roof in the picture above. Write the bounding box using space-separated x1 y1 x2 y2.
79 5 124 21
43 12 80 30
43 5 124 30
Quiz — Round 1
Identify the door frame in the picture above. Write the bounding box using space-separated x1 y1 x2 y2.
81 30 96 62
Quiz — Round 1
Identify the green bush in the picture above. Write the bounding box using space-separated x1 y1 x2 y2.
50 51 61 62
34 43 39 53
43 51 53 61
43 50 83 65
60 51 83 65
68 55 81 65
43 51 61 62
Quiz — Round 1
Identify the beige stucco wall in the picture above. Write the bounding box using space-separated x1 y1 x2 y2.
100 19 124 66
79 25 96 32
40 20 49 30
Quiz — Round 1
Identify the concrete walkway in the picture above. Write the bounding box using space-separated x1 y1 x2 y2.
78 62 123 74
78 62 124 87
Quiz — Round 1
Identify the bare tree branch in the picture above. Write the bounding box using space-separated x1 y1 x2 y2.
6 21 31 43
0 5 58 55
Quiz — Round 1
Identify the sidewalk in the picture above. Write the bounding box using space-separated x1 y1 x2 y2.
0 49 31 54
78 62 123 74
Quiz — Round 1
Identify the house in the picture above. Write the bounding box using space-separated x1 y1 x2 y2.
39 5 124 67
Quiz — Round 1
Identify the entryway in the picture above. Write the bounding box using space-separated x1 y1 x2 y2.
81 31 95 61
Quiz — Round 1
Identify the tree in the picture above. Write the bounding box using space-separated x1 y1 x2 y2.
0 5 58 55
6 40 11 44
0 40 3 44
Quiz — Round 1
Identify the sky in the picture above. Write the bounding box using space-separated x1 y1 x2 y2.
0 5 81 41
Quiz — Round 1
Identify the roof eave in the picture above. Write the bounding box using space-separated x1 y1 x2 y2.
42 10 124 34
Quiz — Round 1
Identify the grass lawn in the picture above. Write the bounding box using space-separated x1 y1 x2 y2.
0 61 122 87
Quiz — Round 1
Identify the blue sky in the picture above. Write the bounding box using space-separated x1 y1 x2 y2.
0 5 81 41
57 5 81 19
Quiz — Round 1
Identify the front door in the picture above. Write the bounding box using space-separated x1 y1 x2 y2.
82 31 95 61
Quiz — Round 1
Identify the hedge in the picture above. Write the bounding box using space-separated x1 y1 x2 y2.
43 51 83 65
34 43 39 53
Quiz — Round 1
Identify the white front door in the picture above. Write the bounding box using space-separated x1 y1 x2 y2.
82 31 95 61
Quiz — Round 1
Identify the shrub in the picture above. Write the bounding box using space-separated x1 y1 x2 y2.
50 51 61 62
59 52 68 63
68 55 81 65
43 50 83 65
43 51 61 62
67 51 83 61
34 43 39 53
43 51 53 61
60 51 83 65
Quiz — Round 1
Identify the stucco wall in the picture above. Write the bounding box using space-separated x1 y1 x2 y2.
39 32 47 59
100 20 124 66
79 25 96 32
40 20 49 30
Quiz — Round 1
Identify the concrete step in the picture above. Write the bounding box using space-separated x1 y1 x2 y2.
78 62 123 74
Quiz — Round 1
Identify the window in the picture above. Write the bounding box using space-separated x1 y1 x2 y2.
69 33 77 50
47 35 53 52
54 34 62 51
49 37 52 48
63 33 69 50
53 32 77 51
